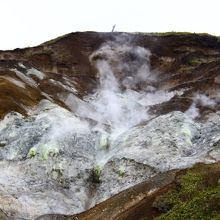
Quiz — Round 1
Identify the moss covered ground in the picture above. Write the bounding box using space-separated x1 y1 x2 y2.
154 163 220 220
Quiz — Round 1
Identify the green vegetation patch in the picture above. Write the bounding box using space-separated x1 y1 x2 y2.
154 163 220 220
152 32 216 37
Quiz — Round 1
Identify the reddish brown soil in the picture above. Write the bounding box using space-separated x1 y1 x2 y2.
0 32 219 119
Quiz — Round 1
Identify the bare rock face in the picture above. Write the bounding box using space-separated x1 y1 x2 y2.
0 32 219 219
111 111 220 170
0 101 99 219
88 111 220 206
62 162 220 220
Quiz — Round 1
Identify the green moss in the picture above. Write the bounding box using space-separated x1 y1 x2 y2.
152 32 193 36
153 191 181 213
155 164 220 220
157 188 220 220
152 32 214 37
180 171 203 197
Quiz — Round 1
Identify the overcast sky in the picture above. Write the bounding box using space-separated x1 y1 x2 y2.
1 0 220 50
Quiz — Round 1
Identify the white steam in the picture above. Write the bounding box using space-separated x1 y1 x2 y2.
185 102 200 119
86 42 153 137
79 36 181 138
60 35 190 140
194 94 216 107
185 93 217 119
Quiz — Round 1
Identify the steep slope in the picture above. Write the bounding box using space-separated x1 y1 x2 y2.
0 32 219 219
37 162 220 220
0 32 219 119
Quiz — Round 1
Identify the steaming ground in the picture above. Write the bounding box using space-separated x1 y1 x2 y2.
61 36 219 166
63 38 183 140
0 34 219 219
1 35 218 165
